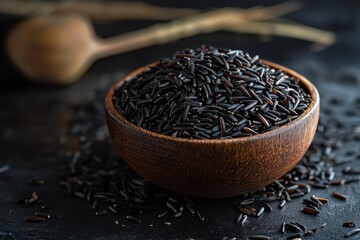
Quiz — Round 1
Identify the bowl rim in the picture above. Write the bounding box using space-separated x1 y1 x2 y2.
105 59 319 144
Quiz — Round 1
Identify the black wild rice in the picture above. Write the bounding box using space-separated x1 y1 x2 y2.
174 211 183 218
196 210 205 221
158 210 168 218
280 222 286 234
95 210 108 216
344 229 360 238
35 212 50 219
25 216 46 223
343 221 356 228
126 215 141 223
108 206 118 214
166 202 177 213
18 192 39 205
0 164 10 174
236 213 243 224
241 214 248 227
313 196 328 204
332 192 347 201
256 207 265 217
301 207 320 216
285 233 301 240
279 200 286 209
291 221 306 231
113 46 311 139
28 179 45 185
260 201 272 212
58 78 359 238
285 223 302 233
247 235 271 240
240 198 255 205
238 207 257 216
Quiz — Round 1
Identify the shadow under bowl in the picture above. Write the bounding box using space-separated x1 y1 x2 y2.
105 60 320 198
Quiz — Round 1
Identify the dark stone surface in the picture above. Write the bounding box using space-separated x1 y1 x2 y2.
0 1 360 239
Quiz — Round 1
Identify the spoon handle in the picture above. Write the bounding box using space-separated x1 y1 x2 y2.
93 2 300 58
92 8 231 58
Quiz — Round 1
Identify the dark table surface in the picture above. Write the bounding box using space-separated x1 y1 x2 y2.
1 1 360 239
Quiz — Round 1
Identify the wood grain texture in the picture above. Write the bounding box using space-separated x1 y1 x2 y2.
105 60 320 198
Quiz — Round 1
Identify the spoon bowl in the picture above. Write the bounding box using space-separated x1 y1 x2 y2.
6 14 96 84
105 60 319 198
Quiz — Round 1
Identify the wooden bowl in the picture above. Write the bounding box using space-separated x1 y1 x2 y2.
105 60 320 198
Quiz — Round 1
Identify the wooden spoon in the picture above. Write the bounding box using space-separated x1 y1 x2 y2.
6 3 300 84
5 12 230 85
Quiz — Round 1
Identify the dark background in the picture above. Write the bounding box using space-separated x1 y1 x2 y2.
1 1 360 239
